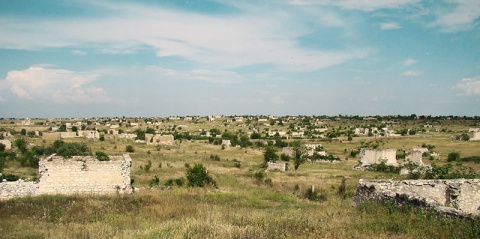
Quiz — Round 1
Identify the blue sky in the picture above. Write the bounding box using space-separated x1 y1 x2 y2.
0 0 479 118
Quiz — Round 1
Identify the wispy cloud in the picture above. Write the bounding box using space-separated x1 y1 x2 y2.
0 1 370 72
456 77 480 95
430 0 480 32
403 58 418 66
145 67 244 84
0 66 116 103
288 0 421 11
380 22 401 30
402 70 422 77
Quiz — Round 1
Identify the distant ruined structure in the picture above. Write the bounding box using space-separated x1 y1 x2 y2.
266 162 286 172
145 134 174 146
359 148 397 167
469 128 480 141
0 154 133 200
353 179 480 218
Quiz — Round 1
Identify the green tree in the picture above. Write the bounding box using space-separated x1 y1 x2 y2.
14 138 28 154
447 152 460 162
20 128 27 136
57 124 67 132
134 129 145 140
291 141 306 171
263 146 279 164
71 126 78 132
186 163 217 188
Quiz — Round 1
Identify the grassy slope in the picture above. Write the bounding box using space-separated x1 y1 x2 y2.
1 118 480 238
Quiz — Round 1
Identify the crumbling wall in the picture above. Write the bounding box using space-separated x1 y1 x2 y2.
0 154 132 200
360 148 397 166
0 139 12 150
145 134 174 146
0 180 38 200
38 155 132 195
353 179 480 217
42 132 61 140
266 162 286 172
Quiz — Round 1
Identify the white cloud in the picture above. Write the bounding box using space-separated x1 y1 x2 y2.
431 0 480 32
456 77 480 95
0 1 370 72
380 22 401 30
0 66 115 103
403 58 418 66
402 70 422 76
288 0 421 11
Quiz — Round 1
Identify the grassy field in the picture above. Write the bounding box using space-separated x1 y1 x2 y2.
1 117 479 238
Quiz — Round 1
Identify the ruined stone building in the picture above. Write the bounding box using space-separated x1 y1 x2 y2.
145 134 175 146
0 154 133 200
0 139 12 150
266 162 286 172
359 148 397 166
469 128 480 141
354 179 480 217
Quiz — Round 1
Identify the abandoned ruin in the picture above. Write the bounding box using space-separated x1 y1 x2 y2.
0 154 133 200
353 179 480 218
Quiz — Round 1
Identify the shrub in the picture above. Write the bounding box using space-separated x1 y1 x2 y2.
186 163 217 188
95 151 109 161
125 145 135 153
149 175 159 188
447 152 460 162
253 171 265 180
304 187 327 202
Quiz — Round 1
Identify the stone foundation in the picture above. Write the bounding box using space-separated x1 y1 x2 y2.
353 179 480 217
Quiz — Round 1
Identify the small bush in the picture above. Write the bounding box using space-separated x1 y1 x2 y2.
95 151 109 161
253 171 265 180
186 163 217 188
125 145 135 153
304 187 327 202
447 152 460 162
148 175 159 188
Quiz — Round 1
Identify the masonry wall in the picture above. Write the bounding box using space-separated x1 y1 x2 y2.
145 134 174 146
360 148 397 166
0 139 12 150
0 180 38 200
38 155 132 195
353 179 480 217
0 154 132 200
42 132 61 140
266 162 286 172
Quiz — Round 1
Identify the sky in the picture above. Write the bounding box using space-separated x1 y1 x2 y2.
0 0 479 118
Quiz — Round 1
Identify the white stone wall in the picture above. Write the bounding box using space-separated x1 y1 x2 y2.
469 132 480 141
145 134 175 146
266 162 286 172
0 154 132 200
360 148 397 166
38 155 132 195
353 179 480 217
0 139 12 150
406 151 424 165
0 180 38 200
